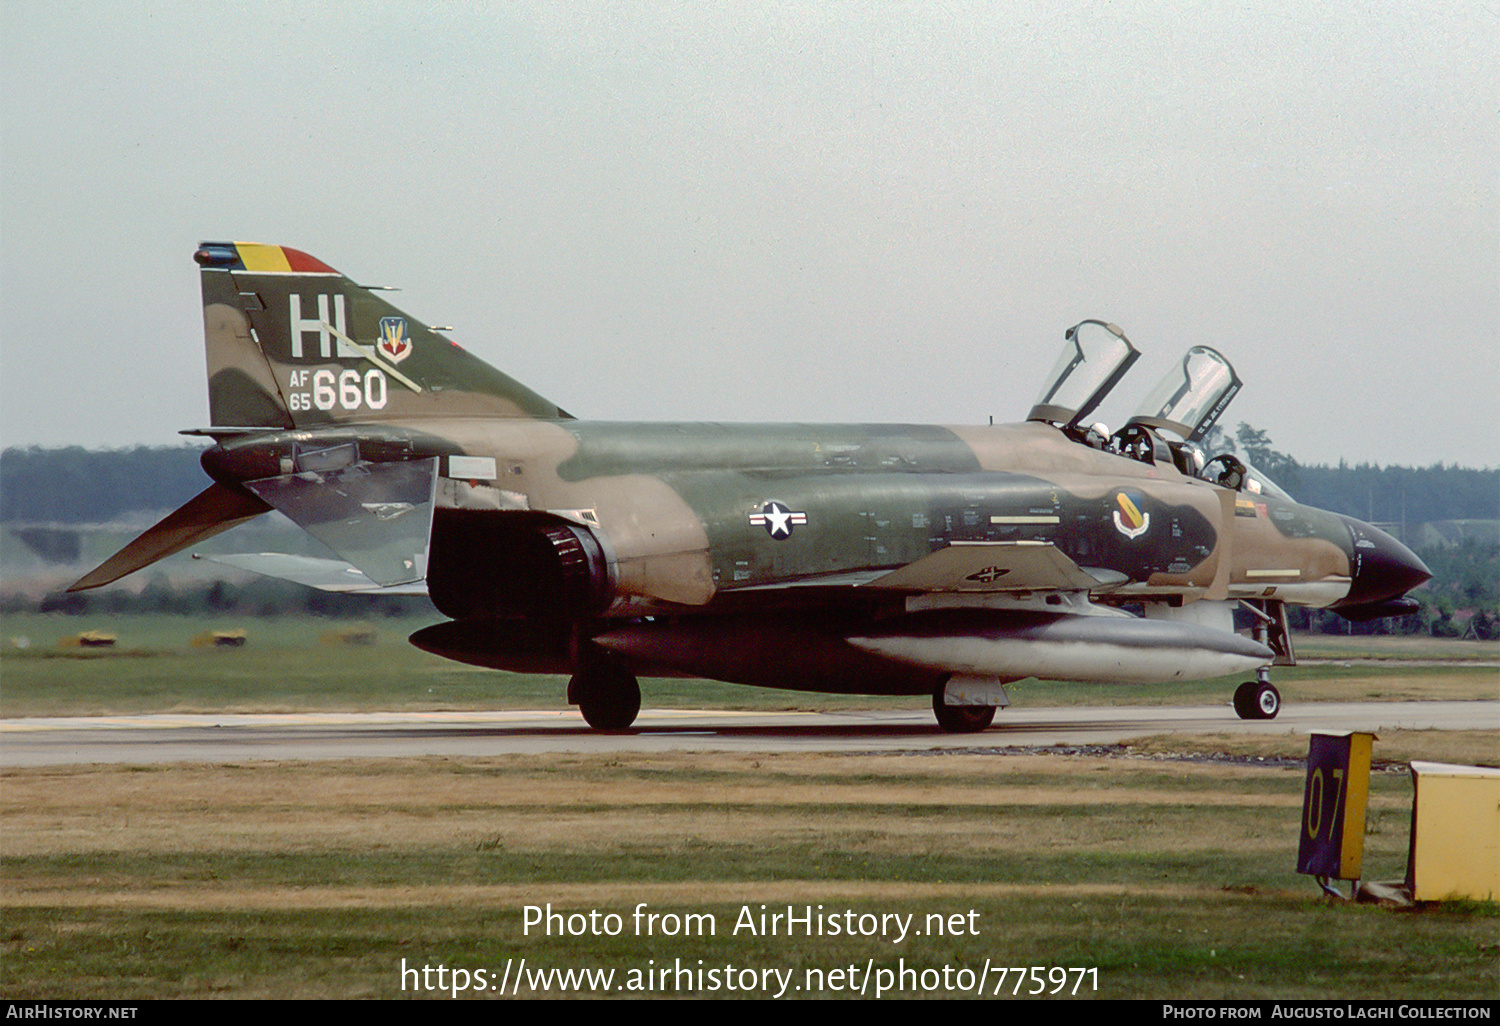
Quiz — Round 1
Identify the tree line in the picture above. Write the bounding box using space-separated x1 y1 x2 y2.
2 445 209 524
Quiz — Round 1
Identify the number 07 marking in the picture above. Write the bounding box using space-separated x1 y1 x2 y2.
1305 767 1346 841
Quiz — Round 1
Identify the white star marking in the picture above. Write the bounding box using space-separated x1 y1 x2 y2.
748 501 808 540
763 504 793 537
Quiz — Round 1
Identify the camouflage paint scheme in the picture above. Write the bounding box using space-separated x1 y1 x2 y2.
72 244 1431 730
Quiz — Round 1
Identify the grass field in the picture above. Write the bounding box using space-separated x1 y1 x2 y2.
3 748 1497 1000
1 614 1496 999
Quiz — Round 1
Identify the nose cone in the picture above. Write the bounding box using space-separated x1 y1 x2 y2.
1338 516 1432 609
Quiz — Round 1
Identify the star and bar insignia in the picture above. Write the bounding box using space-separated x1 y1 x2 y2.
748 500 808 539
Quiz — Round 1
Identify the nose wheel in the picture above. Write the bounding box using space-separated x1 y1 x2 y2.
1233 676 1281 720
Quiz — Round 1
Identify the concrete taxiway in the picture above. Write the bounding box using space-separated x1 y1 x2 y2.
2 701 1494 766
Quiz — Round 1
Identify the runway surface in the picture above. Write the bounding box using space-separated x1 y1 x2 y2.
2 700 1494 766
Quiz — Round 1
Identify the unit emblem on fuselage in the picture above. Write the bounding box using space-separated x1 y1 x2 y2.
1112 491 1151 540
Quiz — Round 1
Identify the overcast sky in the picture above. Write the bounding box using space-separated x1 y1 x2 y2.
2 2 1495 468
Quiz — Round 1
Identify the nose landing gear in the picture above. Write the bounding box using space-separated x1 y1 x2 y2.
1233 600 1288 720
1233 674 1281 720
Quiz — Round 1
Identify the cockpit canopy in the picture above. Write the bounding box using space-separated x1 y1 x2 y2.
1125 345 1242 443
1027 320 1140 429
1026 321 1278 494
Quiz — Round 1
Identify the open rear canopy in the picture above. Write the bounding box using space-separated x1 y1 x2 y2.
1027 320 1140 428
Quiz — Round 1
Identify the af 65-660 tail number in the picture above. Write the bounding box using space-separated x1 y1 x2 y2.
287 367 388 412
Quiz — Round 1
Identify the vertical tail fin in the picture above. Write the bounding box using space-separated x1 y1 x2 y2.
195 242 570 429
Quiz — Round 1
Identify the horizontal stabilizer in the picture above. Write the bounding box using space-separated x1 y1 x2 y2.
867 541 1125 593
69 483 271 591
194 552 429 594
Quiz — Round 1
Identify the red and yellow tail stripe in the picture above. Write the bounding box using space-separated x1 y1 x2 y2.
194 240 338 274
233 242 337 273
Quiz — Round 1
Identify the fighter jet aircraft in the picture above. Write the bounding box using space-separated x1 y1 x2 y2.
71 242 1432 731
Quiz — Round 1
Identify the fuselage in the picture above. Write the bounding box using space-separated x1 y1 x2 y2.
200 416 1427 621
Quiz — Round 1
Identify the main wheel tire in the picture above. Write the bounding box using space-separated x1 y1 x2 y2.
932 692 996 733
572 665 641 731
1233 680 1280 720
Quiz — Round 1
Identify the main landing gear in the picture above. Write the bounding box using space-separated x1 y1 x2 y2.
931 691 997 733
569 662 641 731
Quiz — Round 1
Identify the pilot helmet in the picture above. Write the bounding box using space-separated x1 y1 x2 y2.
1182 443 1206 473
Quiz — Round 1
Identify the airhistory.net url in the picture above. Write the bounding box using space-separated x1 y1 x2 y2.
399 957 1099 998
